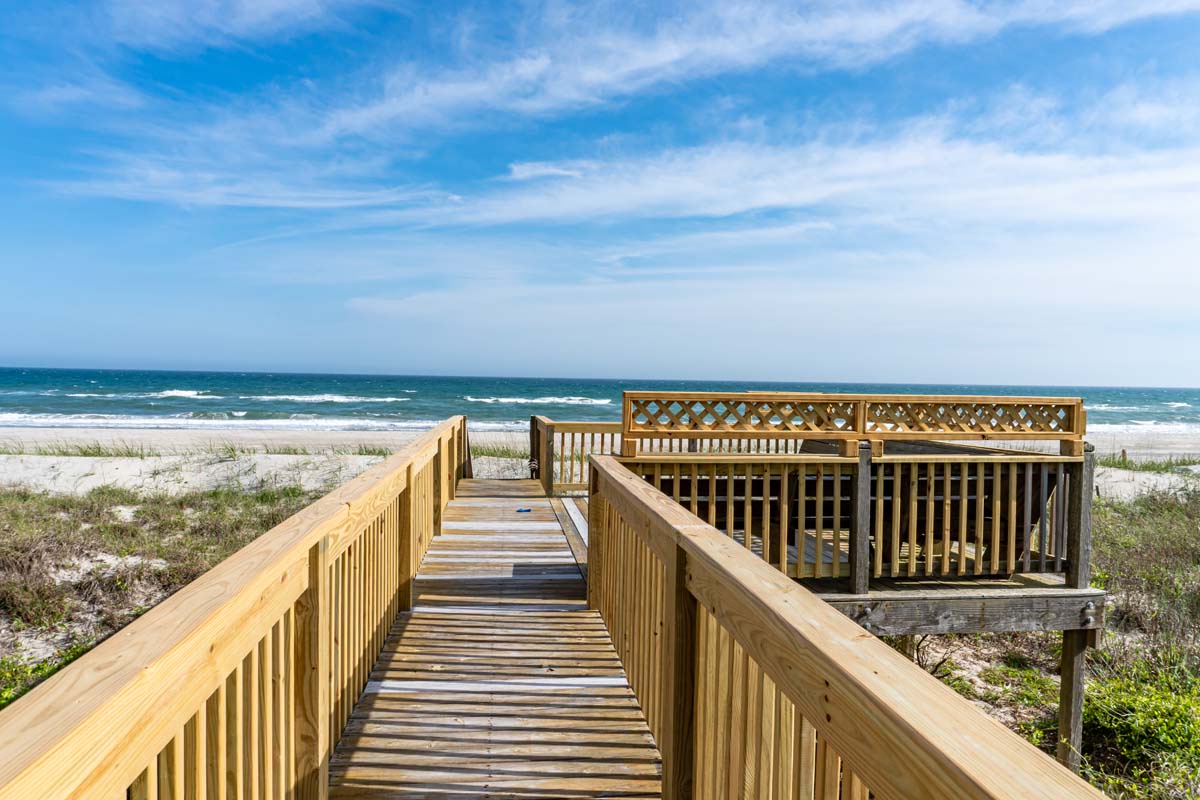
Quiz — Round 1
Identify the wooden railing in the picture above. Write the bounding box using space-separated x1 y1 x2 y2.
618 447 1089 588
0 417 472 800
621 391 1087 452
530 415 622 494
587 455 1105 799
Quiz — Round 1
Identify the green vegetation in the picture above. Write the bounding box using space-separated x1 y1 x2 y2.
0 484 324 708
921 489 1200 797
0 442 160 457
1097 453 1200 474
471 442 530 460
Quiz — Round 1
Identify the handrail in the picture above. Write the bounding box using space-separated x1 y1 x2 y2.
0 416 471 799
587 454 1104 799
622 391 1087 448
530 415 621 494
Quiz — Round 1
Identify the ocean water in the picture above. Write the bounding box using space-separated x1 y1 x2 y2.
0 367 1197 433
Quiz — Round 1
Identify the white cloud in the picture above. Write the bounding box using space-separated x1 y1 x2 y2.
317 0 1200 140
100 0 374 50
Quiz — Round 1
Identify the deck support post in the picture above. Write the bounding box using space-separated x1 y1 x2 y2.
294 537 330 800
849 441 872 595
660 542 697 800
1058 444 1096 772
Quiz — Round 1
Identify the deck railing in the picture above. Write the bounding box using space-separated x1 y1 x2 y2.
618 446 1091 588
587 455 1105 800
621 391 1087 453
0 417 471 800
530 415 622 494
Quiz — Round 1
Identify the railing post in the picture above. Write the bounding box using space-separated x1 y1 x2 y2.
434 438 445 537
1058 444 1096 772
587 470 603 612
294 537 330 799
529 416 538 479
660 541 698 800
542 422 556 496
461 417 473 479
398 465 416 611
849 441 872 595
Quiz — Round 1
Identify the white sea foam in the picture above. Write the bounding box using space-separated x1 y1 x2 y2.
1165 401 1192 408
1086 404 1145 412
63 390 224 400
0 413 525 431
464 396 612 405
239 394 410 403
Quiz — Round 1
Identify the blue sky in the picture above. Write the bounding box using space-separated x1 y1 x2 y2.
2 2 1199 385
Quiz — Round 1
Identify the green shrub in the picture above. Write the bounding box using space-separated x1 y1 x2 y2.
1083 672 1200 773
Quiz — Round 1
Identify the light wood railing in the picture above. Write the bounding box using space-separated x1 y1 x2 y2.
587 455 1105 800
618 446 1090 588
0 417 471 800
622 391 1087 452
530 416 622 494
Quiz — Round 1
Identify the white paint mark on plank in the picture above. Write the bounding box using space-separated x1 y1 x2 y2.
364 676 628 694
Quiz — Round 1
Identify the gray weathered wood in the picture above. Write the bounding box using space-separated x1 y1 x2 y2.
1066 446 1095 590
824 590 1105 636
849 441 872 595
1058 629 1088 772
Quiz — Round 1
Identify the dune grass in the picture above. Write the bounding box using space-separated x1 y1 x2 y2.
0 484 325 708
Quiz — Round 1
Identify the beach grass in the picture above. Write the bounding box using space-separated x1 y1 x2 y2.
1097 453 1200 474
923 489 1200 797
0 442 161 458
0 483 325 708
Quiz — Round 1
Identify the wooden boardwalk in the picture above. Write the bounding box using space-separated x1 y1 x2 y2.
329 479 662 799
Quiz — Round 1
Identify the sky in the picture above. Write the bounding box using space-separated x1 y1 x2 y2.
1 1 1199 385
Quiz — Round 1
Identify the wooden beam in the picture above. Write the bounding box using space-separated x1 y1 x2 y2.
820 590 1106 636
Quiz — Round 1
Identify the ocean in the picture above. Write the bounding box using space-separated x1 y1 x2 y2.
0 367 1197 434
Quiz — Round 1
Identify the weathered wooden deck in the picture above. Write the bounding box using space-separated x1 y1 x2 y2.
328 479 662 799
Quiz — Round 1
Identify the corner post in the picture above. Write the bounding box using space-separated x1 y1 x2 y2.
294 537 330 799
434 438 445 538
1058 443 1095 772
849 441 872 595
660 541 697 800
542 423 556 496
529 416 539 480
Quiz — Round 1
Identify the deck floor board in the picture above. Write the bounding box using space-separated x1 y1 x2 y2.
329 478 662 799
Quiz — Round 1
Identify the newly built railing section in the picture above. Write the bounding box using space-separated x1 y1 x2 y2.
0 417 471 800
587 455 1105 799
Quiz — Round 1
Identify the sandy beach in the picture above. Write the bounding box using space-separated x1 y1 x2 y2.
0 423 1197 457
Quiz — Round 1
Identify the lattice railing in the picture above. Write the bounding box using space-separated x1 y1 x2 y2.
622 391 1085 445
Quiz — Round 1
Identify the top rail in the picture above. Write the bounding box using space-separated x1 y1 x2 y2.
0 416 471 799
622 391 1086 444
587 454 1104 799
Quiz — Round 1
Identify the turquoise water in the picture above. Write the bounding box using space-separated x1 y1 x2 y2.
0 367 1197 433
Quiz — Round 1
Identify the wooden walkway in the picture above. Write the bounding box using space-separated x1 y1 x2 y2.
329 479 662 799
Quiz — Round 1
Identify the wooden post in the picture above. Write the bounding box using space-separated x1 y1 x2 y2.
660 542 697 800
1058 630 1088 772
529 416 539 480
542 423 556 496
849 441 872 595
398 465 415 611
434 439 444 538
293 538 329 799
1058 444 1095 771
586 472 603 612
461 418 473 478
